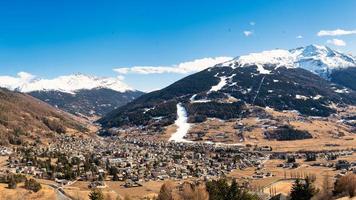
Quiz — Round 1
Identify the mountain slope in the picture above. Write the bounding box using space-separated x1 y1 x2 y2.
29 88 144 117
0 74 144 117
99 60 356 129
0 88 88 146
330 67 356 91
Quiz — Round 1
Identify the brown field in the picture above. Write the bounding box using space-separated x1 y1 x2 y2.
228 157 346 196
250 137 356 152
188 118 240 143
0 183 56 200
262 180 294 195
62 181 119 200
183 106 356 152
106 180 166 199
336 197 356 200
62 179 183 200
161 124 178 141
63 180 165 200
0 156 8 168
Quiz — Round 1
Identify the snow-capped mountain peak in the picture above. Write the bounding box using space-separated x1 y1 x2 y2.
0 73 134 94
220 45 356 78
237 49 295 69
292 45 356 78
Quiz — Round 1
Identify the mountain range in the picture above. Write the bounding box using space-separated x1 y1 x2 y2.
1 44 355 142
0 74 144 118
99 45 356 131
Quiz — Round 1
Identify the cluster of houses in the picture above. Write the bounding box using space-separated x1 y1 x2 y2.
1 131 355 190
270 150 356 176
0 135 268 187
0 146 12 156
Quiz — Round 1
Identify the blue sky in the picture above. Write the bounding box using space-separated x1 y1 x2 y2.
0 0 356 91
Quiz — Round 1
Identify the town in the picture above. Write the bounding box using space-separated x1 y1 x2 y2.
0 133 355 199
1 135 266 185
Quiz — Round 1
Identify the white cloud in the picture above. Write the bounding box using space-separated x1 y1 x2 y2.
0 72 36 90
114 57 233 75
114 68 130 74
243 31 253 37
17 71 36 81
296 35 303 39
249 21 255 26
327 38 346 46
116 75 125 81
317 29 356 37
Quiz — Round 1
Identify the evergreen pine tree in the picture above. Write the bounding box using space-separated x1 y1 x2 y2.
290 178 317 200
227 179 239 200
7 177 17 189
89 189 104 200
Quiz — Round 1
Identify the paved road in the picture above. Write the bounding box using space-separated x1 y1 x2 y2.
46 184 72 200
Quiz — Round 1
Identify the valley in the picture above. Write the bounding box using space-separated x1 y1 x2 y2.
2 1 356 199
0 45 356 200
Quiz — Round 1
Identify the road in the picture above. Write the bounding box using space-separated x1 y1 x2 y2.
46 184 73 200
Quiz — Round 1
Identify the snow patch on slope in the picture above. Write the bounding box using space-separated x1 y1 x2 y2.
169 103 192 143
190 94 211 103
209 76 228 93
334 88 350 94
295 95 309 100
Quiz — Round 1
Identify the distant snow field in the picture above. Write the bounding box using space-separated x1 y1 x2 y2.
0 73 133 94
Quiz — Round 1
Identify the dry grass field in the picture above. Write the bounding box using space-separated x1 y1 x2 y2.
228 157 347 196
0 183 56 200
62 181 119 200
262 179 295 195
106 181 165 199
62 179 182 199
336 197 356 200
182 106 356 151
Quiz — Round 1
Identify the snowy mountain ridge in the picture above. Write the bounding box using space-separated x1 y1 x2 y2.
0 73 134 94
220 45 356 78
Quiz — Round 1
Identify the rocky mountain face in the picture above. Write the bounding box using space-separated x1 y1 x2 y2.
0 88 88 146
0 74 144 117
99 45 356 130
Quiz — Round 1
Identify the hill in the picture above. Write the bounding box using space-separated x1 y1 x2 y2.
0 88 89 146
